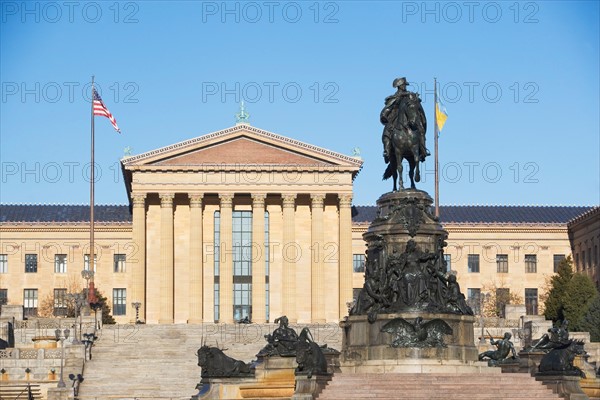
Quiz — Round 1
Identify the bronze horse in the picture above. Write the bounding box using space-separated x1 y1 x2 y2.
383 94 427 191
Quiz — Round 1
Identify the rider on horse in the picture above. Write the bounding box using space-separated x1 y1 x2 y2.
381 77 429 164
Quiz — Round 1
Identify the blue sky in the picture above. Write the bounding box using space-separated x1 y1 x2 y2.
1 1 599 206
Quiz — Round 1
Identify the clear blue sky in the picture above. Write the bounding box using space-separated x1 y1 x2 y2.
1 1 599 206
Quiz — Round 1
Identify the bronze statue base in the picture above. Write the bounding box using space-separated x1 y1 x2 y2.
340 312 478 367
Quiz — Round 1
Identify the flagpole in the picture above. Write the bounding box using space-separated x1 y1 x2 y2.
89 76 96 304
434 77 439 218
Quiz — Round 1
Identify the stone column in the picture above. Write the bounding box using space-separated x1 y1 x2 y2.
311 194 326 322
282 194 297 322
338 194 353 320
219 194 234 323
188 193 204 324
251 193 267 323
131 193 146 322
159 193 175 324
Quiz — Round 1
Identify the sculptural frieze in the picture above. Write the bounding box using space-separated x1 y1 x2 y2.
351 237 473 320
380 317 453 348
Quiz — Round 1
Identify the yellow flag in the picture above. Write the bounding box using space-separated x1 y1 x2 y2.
436 101 448 132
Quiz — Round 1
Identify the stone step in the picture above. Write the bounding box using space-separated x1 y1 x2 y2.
317 373 562 400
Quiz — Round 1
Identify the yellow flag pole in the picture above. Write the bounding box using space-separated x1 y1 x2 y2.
434 77 439 218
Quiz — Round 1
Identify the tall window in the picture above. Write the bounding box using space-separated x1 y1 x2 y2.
113 289 126 316
0 254 7 273
214 211 220 322
233 211 252 321
84 254 97 272
468 254 480 273
496 254 508 273
25 254 38 273
525 288 538 315
467 288 481 315
114 254 126 273
353 254 366 273
54 289 67 317
265 211 270 322
553 254 565 273
23 289 38 317
55 254 67 273
443 254 452 272
495 288 510 318
0 289 7 305
525 254 537 273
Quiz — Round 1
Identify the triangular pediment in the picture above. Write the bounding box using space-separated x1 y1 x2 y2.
153 137 333 166
121 125 363 168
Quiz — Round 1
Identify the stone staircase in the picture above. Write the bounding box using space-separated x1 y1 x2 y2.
316 373 563 399
77 322 343 399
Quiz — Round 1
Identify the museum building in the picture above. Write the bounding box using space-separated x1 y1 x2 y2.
0 123 597 324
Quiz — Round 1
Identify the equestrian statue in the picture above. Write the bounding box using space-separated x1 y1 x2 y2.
381 77 429 191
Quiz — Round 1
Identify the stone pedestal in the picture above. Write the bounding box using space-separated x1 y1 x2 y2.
292 374 332 400
193 356 297 399
518 350 546 374
340 312 477 370
364 190 445 258
535 375 589 400
32 336 58 349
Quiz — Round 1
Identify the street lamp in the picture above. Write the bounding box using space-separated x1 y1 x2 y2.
82 333 97 361
67 292 86 344
54 328 70 388
81 269 96 305
131 302 141 324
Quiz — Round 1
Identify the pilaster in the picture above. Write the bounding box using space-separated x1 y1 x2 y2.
188 193 204 323
338 194 353 320
282 194 297 322
159 193 174 324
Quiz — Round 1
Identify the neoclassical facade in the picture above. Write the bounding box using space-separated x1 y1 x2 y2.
569 206 600 290
121 123 362 324
0 124 596 325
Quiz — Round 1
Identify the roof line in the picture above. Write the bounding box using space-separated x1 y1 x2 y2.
121 125 363 167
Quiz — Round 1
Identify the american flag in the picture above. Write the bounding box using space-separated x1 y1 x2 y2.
92 88 121 133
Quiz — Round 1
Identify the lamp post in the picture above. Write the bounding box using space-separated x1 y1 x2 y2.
81 269 95 303
131 302 141 324
82 332 97 361
90 301 101 330
54 328 70 388
479 292 490 344
67 292 86 344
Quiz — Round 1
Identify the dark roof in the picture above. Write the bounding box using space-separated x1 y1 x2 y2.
0 205 131 223
352 205 595 225
567 206 600 226
0 204 594 225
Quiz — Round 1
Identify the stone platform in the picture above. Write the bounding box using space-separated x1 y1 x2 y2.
340 312 478 367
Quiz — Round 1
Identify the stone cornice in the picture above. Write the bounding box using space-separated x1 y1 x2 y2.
122 125 363 168
441 224 568 234
567 206 600 228
126 164 359 173
0 223 132 233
